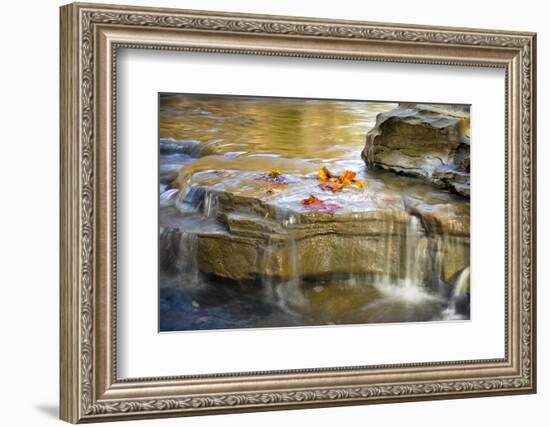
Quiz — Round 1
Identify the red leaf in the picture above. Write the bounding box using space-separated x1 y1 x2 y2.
301 195 340 216
319 181 343 192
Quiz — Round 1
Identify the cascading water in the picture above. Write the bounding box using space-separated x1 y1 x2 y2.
403 215 429 288
441 266 470 320
453 266 470 297
159 227 199 286
372 214 443 313
259 212 309 316
201 190 220 219
159 188 179 207
254 211 458 324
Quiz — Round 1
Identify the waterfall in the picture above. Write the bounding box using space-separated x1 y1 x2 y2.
259 213 307 315
259 213 446 316
275 236 307 314
403 215 428 287
453 266 470 297
159 228 201 288
201 190 220 218
172 185 220 217
374 214 439 305
441 266 470 320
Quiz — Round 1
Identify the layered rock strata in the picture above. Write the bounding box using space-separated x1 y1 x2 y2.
160 171 469 289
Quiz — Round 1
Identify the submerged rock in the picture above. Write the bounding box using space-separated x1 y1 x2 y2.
362 103 470 197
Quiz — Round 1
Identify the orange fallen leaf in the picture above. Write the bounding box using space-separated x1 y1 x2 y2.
342 169 366 188
318 166 334 182
341 170 357 184
317 167 366 192
302 195 322 205
351 179 366 189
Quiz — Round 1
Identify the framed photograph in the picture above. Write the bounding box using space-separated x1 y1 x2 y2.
60 2 537 423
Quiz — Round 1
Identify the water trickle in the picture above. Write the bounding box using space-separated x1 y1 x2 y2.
439 265 471 320
159 188 179 207
201 190 220 218
159 228 200 288
453 266 470 297
259 226 308 316
403 215 428 288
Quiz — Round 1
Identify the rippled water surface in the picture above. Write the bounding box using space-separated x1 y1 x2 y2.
160 94 396 162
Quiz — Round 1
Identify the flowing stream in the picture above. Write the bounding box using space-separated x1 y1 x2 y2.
158 94 470 331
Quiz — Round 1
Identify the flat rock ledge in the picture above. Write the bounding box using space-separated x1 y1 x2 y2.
160 180 470 288
362 103 470 197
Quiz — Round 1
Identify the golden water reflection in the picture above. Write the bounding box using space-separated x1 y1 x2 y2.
160 94 397 163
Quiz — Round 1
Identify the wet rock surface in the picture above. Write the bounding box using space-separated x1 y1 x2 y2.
160 168 469 288
363 103 470 197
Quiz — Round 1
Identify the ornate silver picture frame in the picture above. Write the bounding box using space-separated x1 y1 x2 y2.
60 2 536 423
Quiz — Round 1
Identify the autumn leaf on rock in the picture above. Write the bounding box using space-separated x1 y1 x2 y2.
317 167 366 192
341 169 357 184
302 195 322 206
341 169 366 188
301 195 340 216
318 166 334 182
255 170 289 194
255 170 286 183
342 170 366 188
319 181 343 192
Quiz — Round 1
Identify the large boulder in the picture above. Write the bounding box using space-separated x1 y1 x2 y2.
362 103 470 197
